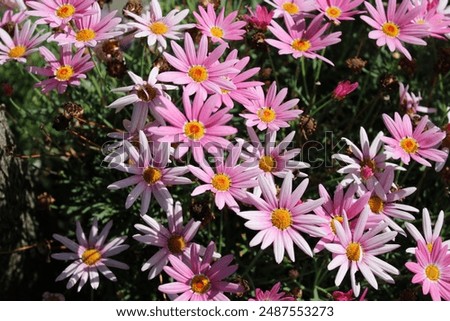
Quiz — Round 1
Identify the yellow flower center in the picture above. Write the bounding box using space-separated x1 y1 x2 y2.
425 264 440 281
330 215 344 234
210 26 224 38
56 4 76 19
368 196 384 214
81 248 102 266
257 107 276 123
149 21 169 35
190 274 211 294
183 121 205 141
76 28 96 42
55 65 74 81
427 242 433 253
291 38 311 52
282 2 299 15
142 166 162 185
8 45 26 58
400 137 419 154
259 155 276 172
346 242 362 261
211 173 231 191
137 84 158 102
188 65 208 83
271 208 292 230
416 18 426 25
326 6 342 19
167 234 186 254
382 22 400 37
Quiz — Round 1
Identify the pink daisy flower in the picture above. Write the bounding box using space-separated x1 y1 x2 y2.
366 167 419 235
399 82 437 115
333 127 400 194
266 14 342 65
148 94 237 164
157 33 238 101
325 207 400 297
240 82 302 132
0 20 50 65
360 0 429 60
248 282 295 301
193 4 246 43
381 112 447 167
411 0 450 39
243 5 275 31
125 0 194 52
51 2 122 48
107 68 177 132
405 238 450 301
210 49 263 109
26 0 96 28
107 131 192 215
28 45 94 94
188 143 260 213
133 201 201 280
313 184 370 253
0 9 26 29
238 172 327 263
317 0 365 24
405 208 450 254
239 126 310 180
52 219 129 292
264 0 317 18
158 241 243 301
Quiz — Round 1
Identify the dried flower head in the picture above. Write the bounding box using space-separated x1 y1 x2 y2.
123 0 143 16
379 73 399 92
37 192 55 212
199 0 220 10
299 114 317 139
106 59 127 78
189 199 214 227
346 56 367 73
250 32 267 49
98 39 123 62
63 102 84 119
152 56 171 72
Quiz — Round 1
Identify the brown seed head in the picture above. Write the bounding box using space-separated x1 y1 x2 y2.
346 56 367 73
123 0 143 16
63 102 84 119
198 0 220 10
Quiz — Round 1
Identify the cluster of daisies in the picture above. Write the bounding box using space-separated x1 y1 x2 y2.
1 0 450 301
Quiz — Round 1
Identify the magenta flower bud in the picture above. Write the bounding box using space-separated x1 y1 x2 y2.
332 80 359 100
243 5 275 31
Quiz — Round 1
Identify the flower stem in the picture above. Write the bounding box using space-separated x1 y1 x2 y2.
242 250 263 277
301 57 310 101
